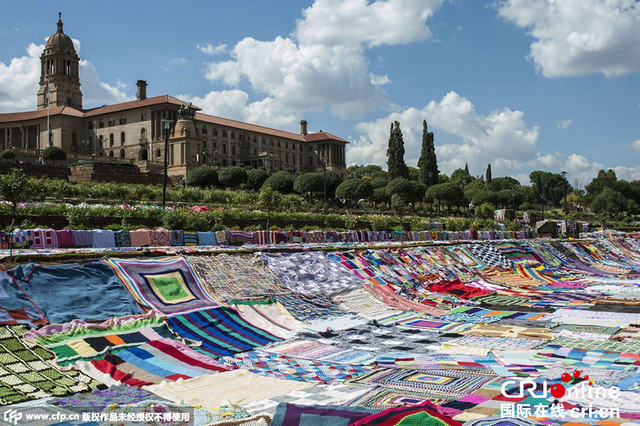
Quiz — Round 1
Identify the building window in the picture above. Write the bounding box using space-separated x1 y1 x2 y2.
230 131 235 139
285 154 289 163
285 141 288 149
309 156 313 166
71 133 77 151
141 114 146 121
253 136 257 143
254 149 257 156
222 129 227 138
109 150 114 157
98 119 104 129
119 115 126 125
202 126 207 134
120 131 125 145
213 128 218 136
120 149 125 158
108 118 115 127
109 133 114 146
277 140 281 147
231 145 236 156
155 148 161 158
269 139 273 146
88 121 94 130
141 128 146 137
223 145 227 154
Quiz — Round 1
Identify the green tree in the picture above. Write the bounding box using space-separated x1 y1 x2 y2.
246 168 269 191
325 170 343 197
293 173 324 196
42 146 67 166
386 121 409 180
263 171 295 194
488 176 521 192
346 164 387 180
218 166 248 187
335 179 374 204
0 168 31 220
464 163 469 175
186 166 218 187
529 171 571 205
386 178 425 204
485 164 492 186
425 182 464 213
417 120 439 187
585 169 617 199
591 188 626 219
258 186 283 233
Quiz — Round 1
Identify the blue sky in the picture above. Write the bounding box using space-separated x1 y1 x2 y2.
1 0 639 185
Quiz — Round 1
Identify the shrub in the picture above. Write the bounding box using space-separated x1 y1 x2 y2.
186 166 218 187
218 167 248 187
294 173 324 195
263 171 295 194
246 169 269 191
66 208 91 229
1 149 16 161
335 179 374 203
370 215 390 231
42 146 67 166
162 209 210 231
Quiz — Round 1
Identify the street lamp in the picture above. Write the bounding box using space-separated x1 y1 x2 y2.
561 170 568 236
162 120 173 209
321 156 327 203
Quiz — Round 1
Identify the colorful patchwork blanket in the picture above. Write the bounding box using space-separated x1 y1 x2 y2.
103 256 221 316
0 325 97 406
166 307 282 358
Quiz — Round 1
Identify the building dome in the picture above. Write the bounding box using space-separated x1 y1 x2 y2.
45 14 75 51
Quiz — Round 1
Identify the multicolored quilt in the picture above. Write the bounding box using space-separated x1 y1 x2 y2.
190 254 286 302
222 350 373 383
0 325 97 406
270 403 377 426
348 368 496 400
102 256 221 316
23 313 173 367
166 307 282 358
80 337 231 387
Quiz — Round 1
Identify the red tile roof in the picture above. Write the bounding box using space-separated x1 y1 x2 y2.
0 106 83 123
83 95 193 117
0 94 348 144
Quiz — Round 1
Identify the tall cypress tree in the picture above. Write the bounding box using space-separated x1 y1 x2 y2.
417 120 430 186
486 164 492 186
426 131 439 186
464 163 469 175
387 121 408 180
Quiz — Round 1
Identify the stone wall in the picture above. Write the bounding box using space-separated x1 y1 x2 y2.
68 163 163 184
0 162 70 179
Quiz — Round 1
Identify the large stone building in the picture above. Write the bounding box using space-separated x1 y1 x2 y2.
0 15 348 178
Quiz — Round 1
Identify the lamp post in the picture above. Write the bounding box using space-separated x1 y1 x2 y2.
561 170 568 236
162 120 173 209
322 156 327 203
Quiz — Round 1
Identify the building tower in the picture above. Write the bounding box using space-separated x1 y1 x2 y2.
37 13 83 110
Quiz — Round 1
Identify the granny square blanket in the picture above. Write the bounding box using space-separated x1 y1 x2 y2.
103 256 221 316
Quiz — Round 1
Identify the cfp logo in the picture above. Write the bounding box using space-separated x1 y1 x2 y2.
3 409 22 425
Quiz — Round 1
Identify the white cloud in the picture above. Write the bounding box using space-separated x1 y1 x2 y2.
196 43 227 56
369 73 391 86
179 90 249 122
497 0 640 77
0 39 130 112
348 91 539 176
556 119 572 129
296 0 442 47
200 0 443 127
0 43 42 111
633 140 640 149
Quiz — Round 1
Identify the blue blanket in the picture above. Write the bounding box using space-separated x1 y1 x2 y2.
8 262 144 324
